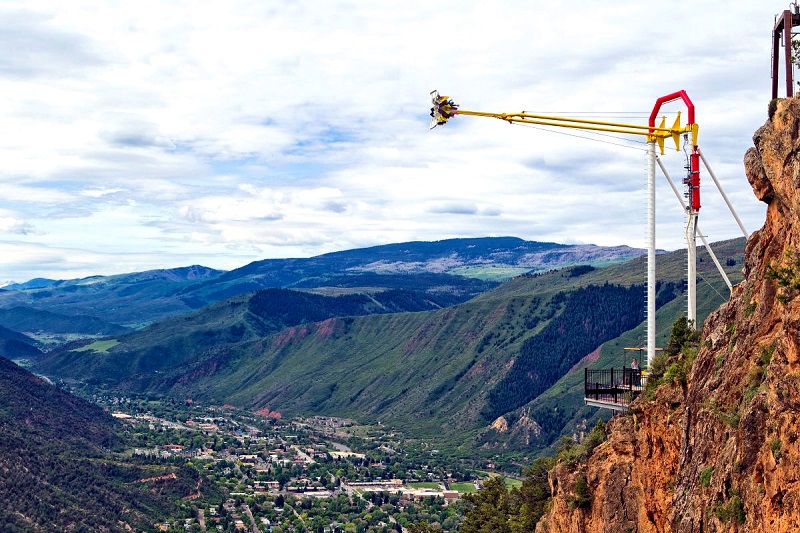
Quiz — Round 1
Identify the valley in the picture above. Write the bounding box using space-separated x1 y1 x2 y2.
0 235 746 532
2 1 785 530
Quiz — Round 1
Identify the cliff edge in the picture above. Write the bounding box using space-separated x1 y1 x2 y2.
538 97 800 532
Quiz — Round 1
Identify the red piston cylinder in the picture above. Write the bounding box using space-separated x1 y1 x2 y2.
690 150 701 211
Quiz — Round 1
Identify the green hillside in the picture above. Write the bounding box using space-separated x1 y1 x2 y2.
169 283 656 438
479 276 737 453
37 287 457 382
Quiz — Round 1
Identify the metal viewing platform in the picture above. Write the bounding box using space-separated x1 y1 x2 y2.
584 367 647 413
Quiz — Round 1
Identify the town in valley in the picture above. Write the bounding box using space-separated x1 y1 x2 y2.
96 394 511 532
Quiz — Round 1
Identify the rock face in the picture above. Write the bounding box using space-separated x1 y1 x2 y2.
538 98 800 532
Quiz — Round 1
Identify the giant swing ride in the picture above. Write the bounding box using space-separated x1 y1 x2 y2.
429 90 749 410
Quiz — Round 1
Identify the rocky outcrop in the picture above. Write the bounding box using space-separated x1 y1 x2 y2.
491 415 510 432
538 98 800 532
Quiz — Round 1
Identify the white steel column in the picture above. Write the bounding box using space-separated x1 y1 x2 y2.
647 142 656 369
686 212 698 326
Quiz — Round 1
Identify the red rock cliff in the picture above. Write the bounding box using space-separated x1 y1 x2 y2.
538 98 800 532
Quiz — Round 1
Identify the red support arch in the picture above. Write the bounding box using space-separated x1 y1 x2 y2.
649 91 700 211
649 90 695 129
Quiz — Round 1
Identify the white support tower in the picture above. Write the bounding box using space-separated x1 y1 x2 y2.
686 212 698 326
646 142 657 369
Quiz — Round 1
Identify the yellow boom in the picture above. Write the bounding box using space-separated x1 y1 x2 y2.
430 91 696 154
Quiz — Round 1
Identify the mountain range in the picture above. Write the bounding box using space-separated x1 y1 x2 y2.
0 237 645 329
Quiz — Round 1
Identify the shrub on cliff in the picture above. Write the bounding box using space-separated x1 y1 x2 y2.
572 474 592 509
554 419 607 466
769 98 779 120
645 315 700 395
714 492 745 524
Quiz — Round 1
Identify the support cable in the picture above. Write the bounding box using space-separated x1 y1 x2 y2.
656 156 734 292
511 122 648 151
519 111 653 119
696 271 730 303
697 148 749 238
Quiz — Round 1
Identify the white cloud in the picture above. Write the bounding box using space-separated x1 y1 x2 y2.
0 0 772 281
0 216 37 235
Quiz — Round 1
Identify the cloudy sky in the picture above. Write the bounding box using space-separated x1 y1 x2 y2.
0 0 780 281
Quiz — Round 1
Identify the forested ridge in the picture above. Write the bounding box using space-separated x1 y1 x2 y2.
0 325 42 360
483 283 647 420
0 306 130 336
0 357 211 532
247 287 446 323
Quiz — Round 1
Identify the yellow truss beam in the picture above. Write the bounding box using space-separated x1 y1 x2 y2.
454 109 690 155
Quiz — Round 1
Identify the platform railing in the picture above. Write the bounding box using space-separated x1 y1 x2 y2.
584 367 645 410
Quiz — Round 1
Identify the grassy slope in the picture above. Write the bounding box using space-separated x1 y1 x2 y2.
128 301 534 439
37 287 466 383
41 292 294 380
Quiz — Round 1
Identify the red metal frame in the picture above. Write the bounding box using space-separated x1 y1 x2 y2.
649 90 695 127
772 7 800 99
649 91 700 211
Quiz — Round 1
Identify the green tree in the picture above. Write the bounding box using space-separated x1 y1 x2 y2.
509 456 555 532
408 522 443 533
461 477 512 533
647 315 701 390
573 474 591 509
665 315 699 357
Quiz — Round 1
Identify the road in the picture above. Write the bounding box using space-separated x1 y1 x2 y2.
330 441 351 452
291 445 315 464
288 503 308 530
242 503 261 533
197 508 206 531
388 514 406 533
